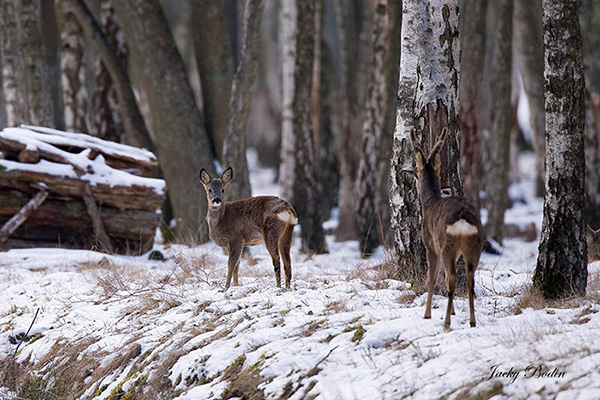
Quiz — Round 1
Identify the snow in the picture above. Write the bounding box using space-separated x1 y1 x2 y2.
1 154 600 400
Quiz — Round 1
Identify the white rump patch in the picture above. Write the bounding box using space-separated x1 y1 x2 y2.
278 211 298 225
446 219 478 236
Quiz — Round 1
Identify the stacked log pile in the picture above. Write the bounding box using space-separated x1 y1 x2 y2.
0 125 166 254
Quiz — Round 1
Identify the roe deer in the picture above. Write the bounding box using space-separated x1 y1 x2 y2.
410 128 483 329
199 167 298 290
587 226 600 263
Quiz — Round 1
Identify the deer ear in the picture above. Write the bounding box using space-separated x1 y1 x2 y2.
415 150 425 170
432 152 442 175
221 167 233 185
199 168 212 185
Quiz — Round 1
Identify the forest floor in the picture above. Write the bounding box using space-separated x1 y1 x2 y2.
1 152 600 400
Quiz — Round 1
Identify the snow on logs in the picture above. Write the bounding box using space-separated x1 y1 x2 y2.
0 125 166 254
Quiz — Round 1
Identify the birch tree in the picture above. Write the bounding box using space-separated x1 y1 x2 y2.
222 0 264 202
533 0 587 299
57 0 87 133
356 0 394 256
486 0 513 243
389 0 460 280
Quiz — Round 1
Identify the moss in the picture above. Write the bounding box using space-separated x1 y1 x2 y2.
351 325 365 343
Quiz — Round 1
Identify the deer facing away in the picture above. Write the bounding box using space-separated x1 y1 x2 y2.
410 128 484 329
199 167 298 290
587 226 600 264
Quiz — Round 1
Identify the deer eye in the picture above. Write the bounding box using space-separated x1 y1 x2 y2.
221 189 224 194
208 189 213 193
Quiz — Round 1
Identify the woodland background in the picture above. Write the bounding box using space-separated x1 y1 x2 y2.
1 0 599 298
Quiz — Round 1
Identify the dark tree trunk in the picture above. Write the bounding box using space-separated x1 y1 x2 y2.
459 0 488 206
191 0 234 163
486 0 513 244
69 0 153 150
292 0 328 254
222 0 264 202
356 0 394 256
56 0 88 133
390 0 460 282
580 0 600 229
534 0 587 299
112 0 215 241
514 0 545 197
92 0 127 144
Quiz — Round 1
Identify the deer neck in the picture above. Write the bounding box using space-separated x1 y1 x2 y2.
207 205 226 230
419 172 442 210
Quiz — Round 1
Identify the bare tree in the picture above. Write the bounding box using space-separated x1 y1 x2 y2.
222 0 264 202
56 0 88 133
459 0 488 205
291 0 328 254
112 0 215 241
92 0 126 143
486 0 513 243
533 0 587 299
514 0 545 196
0 0 56 127
355 0 394 256
192 0 234 162
389 0 460 280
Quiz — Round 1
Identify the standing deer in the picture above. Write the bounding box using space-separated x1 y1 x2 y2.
587 226 600 263
410 128 483 329
199 167 297 290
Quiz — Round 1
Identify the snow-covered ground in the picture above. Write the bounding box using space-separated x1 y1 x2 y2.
1 153 600 400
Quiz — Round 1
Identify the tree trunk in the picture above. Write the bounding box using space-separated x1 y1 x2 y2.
69 0 153 150
459 0 488 205
514 0 545 197
279 0 296 201
222 0 264 201
292 0 328 254
56 0 88 133
112 0 215 242
333 0 359 241
191 0 234 163
486 0 513 244
534 0 587 299
356 0 393 256
92 0 126 144
390 0 460 281
0 0 56 127
580 0 600 229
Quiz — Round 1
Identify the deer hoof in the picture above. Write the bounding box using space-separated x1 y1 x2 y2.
470 321 476 328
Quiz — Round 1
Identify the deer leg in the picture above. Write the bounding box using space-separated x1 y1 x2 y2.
226 241 243 290
424 247 439 320
466 260 477 327
264 221 282 287
443 252 457 330
279 224 294 289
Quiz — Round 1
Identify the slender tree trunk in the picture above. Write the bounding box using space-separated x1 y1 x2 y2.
514 0 545 197
56 0 88 133
390 0 460 281
279 0 297 201
69 0 153 150
0 0 55 127
0 51 6 127
534 0 587 299
92 0 126 143
292 0 328 254
486 0 513 244
356 0 393 256
192 0 234 163
334 0 359 241
580 0 600 229
112 0 215 241
459 0 488 206
222 0 264 201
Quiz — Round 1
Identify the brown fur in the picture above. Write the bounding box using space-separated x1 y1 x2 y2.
410 128 484 329
199 168 297 290
587 226 600 264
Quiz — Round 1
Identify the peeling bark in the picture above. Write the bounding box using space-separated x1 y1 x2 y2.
534 0 587 299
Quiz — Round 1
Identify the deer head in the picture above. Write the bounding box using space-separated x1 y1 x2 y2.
199 167 233 208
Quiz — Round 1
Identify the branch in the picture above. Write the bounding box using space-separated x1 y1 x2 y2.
0 189 49 245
